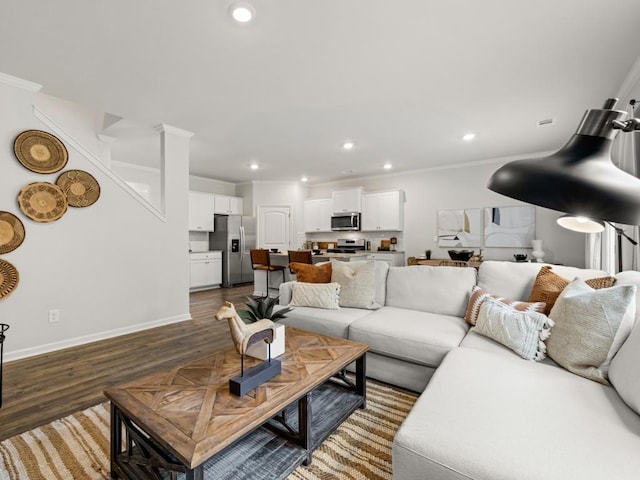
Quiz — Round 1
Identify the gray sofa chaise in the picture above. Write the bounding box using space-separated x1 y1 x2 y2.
277 260 640 479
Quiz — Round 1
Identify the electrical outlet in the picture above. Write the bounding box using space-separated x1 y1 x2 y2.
48 309 60 323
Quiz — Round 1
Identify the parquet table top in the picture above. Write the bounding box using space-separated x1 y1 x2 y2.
104 326 368 469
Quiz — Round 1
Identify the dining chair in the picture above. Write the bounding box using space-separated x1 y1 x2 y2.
287 250 313 273
250 249 286 297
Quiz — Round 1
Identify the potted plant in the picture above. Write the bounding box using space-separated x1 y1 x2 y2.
239 296 292 360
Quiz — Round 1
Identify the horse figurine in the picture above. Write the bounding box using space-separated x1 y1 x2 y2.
215 301 278 357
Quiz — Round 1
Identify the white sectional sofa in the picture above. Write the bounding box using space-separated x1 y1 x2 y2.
277 260 640 480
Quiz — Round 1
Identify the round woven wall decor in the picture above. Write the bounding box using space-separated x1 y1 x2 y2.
0 258 19 300
14 130 69 174
17 182 68 223
56 170 101 207
0 212 25 254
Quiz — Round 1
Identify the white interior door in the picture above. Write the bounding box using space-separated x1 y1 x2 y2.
258 206 290 251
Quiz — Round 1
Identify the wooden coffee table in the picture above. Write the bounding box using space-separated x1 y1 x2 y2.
104 326 368 480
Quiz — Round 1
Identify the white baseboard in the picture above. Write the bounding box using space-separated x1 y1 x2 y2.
4 313 192 363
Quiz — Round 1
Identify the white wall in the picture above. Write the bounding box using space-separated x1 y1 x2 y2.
0 78 191 361
308 160 585 267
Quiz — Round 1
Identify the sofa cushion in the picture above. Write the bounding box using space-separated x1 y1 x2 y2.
528 265 616 314
548 279 636 384
289 281 341 309
609 309 640 415
275 305 372 339
392 347 640 480
464 285 546 325
477 260 609 302
473 296 554 361
374 260 390 306
331 259 380 309
386 266 477 317
348 306 469 368
289 262 332 283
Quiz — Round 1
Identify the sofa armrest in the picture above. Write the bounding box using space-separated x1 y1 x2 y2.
279 281 295 305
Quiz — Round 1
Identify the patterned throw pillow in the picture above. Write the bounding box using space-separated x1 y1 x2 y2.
473 297 555 361
290 282 341 309
465 285 546 325
528 265 616 315
331 260 379 310
547 279 636 384
290 262 332 283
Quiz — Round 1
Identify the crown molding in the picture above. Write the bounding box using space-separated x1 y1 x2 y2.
0 72 43 92
154 123 194 138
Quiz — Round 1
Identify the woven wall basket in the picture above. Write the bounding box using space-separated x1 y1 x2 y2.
17 182 68 223
14 130 69 174
0 258 19 300
0 212 25 254
56 170 100 207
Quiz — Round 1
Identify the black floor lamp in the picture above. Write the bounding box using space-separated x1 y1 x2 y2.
0 323 8 409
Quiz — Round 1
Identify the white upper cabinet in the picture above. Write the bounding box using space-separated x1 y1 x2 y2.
304 198 332 232
361 190 404 231
188 191 216 231
214 195 243 215
332 187 362 213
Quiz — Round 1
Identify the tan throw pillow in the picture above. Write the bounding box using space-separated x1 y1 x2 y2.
547 278 636 384
290 262 332 283
331 260 379 310
473 297 554 361
528 266 616 315
465 285 546 325
290 282 341 309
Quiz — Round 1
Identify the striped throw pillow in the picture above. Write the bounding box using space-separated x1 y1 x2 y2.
465 285 546 325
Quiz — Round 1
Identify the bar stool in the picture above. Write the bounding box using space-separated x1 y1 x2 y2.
287 250 313 273
250 249 286 297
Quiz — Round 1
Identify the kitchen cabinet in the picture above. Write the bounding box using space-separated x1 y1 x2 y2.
361 190 404 231
368 252 405 267
190 251 222 290
188 191 216 231
332 187 362 213
304 198 332 232
214 195 243 215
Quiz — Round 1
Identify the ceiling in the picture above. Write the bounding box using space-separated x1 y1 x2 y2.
1 0 640 185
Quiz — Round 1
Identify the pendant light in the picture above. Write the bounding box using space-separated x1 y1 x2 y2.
487 99 640 225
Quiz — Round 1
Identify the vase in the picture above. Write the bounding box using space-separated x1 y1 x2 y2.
246 323 286 360
531 239 544 263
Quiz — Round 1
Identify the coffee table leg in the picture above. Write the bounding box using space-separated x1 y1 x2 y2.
300 393 312 465
186 465 204 480
356 354 366 409
110 404 121 479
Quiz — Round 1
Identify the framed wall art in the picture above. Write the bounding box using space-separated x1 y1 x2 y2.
437 209 482 247
484 206 535 248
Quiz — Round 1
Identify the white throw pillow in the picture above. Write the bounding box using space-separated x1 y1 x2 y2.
290 282 341 310
548 278 636 384
609 318 640 415
331 260 379 309
473 296 554 361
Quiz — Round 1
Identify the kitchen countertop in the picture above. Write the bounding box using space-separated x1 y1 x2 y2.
269 250 403 258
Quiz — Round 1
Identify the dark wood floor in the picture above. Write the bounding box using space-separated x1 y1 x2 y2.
0 284 254 441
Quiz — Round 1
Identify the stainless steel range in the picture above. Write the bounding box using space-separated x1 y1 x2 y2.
326 238 367 254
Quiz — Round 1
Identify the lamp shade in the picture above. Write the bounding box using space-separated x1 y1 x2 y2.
556 214 605 233
488 100 640 226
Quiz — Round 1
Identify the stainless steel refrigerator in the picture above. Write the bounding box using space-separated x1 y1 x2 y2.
209 215 257 287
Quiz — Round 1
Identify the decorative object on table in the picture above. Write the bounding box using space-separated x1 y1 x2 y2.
0 258 19 299
514 253 528 262
0 211 25 254
0 323 7 408
488 98 640 225
437 209 482 247
55 170 100 207
17 182 68 223
215 301 281 396
470 248 484 262
531 239 545 263
239 295 292 359
13 130 68 174
448 249 474 261
425 249 431 260
484 206 535 247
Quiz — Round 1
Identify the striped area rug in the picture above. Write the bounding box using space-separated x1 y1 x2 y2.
0 381 418 480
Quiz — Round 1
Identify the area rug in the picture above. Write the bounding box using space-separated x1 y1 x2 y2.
0 380 418 480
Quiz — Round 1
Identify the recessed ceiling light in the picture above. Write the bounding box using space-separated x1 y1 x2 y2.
463 133 476 141
383 163 392 170
250 163 259 170
342 141 355 150
301 176 308 182
230 3 255 23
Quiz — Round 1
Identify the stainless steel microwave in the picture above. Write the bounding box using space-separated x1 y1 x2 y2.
331 212 361 231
